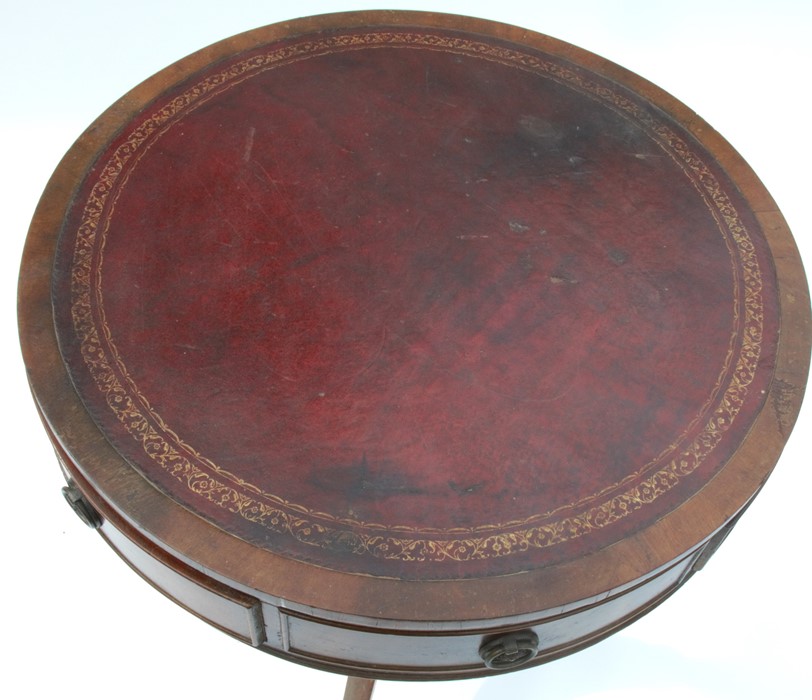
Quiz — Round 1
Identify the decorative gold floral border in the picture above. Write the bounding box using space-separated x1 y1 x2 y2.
68 30 763 564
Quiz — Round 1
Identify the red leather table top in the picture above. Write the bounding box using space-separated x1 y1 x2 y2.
52 23 779 582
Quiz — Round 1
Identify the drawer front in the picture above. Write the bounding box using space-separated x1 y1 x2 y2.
269 552 695 679
101 520 266 647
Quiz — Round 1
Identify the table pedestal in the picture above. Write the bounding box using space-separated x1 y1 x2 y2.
343 677 375 700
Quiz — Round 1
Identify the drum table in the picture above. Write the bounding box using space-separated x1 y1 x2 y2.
18 11 810 698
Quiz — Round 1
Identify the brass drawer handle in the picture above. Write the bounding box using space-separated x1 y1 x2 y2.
62 482 102 529
479 630 539 670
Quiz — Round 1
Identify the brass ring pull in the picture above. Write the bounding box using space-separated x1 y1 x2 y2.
479 630 539 670
62 482 102 529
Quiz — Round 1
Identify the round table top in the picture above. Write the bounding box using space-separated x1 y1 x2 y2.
21 11 810 615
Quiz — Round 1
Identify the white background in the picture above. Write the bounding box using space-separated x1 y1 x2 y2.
2 1 810 698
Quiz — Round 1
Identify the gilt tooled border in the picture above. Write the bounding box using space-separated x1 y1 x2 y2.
69 30 763 564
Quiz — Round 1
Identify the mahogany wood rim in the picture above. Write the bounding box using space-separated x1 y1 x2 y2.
18 10 810 624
